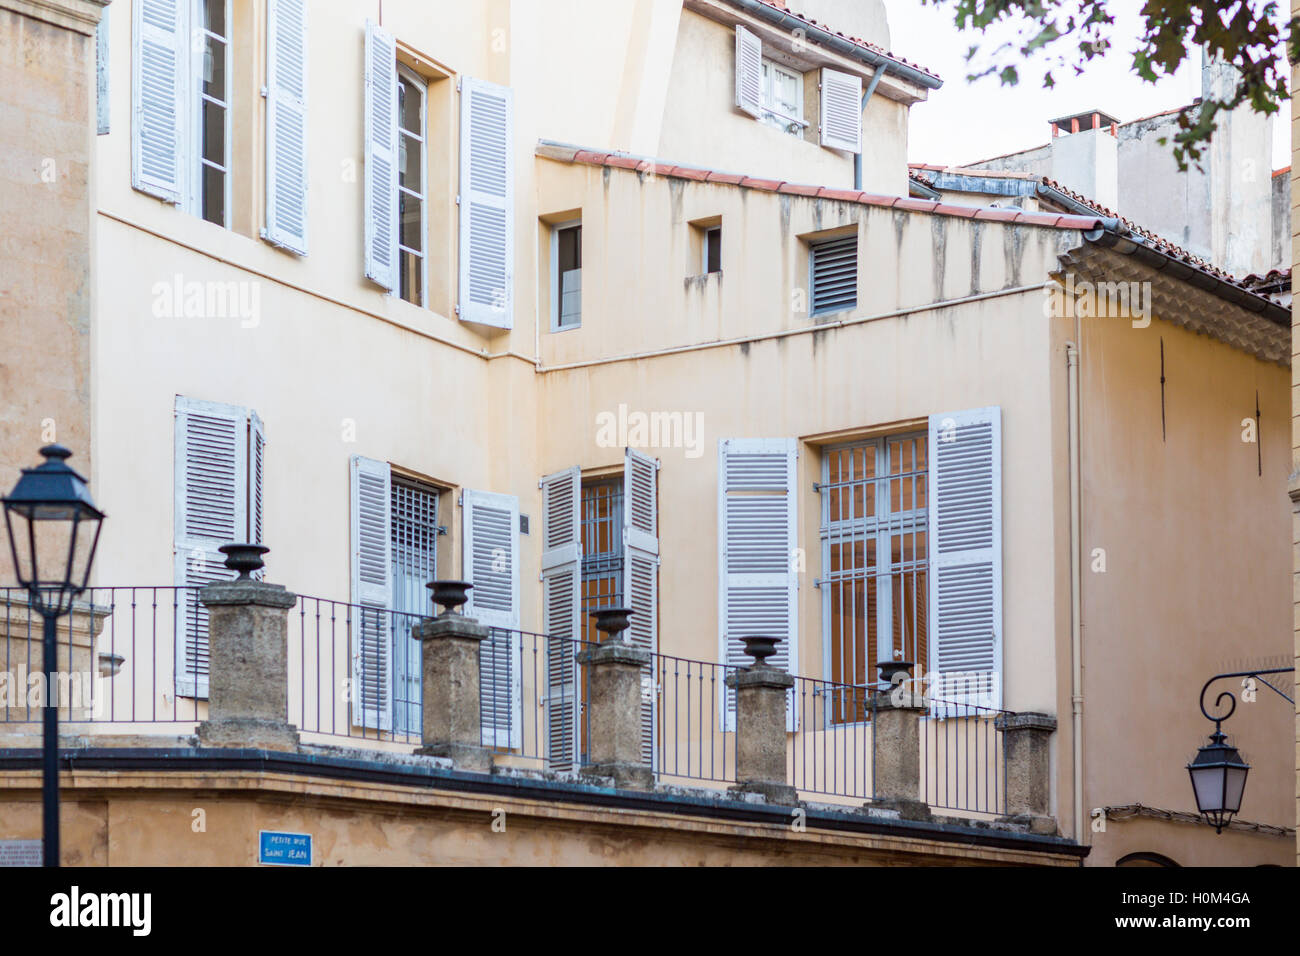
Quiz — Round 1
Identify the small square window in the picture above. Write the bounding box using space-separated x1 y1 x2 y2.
810 234 858 316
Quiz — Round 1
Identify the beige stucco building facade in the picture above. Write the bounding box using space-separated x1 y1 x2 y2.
0 0 1292 865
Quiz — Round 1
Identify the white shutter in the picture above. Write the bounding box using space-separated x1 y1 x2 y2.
718 438 798 732
363 20 398 289
132 0 185 201
350 455 392 731
248 411 266 580
734 25 763 118
463 488 520 748
623 449 659 765
96 7 110 135
265 0 308 255
927 407 1002 714
810 234 858 315
174 397 250 698
458 77 514 328
819 67 862 152
541 467 581 772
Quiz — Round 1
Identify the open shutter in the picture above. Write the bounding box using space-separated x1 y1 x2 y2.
541 468 581 772
463 489 520 748
718 438 798 732
927 407 1002 714
265 0 309 254
174 398 249 698
132 0 185 201
363 20 398 289
350 455 392 731
819 67 862 153
734 25 763 118
624 449 659 765
96 7 110 135
458 77 514 328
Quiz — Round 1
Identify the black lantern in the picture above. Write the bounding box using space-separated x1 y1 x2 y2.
2 445 104 617
1187 730 1250 834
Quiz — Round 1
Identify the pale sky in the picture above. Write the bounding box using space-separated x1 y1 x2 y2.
888 0 1290 171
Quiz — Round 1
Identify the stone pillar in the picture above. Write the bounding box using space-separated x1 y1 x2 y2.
197 546 299 751
727 636 797 805
0 592 108 727
577 608 652 790
869 662 930 820
414 581 492 773
996 711 1058 834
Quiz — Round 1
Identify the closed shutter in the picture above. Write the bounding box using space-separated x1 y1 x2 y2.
810 234 858 315
819 67 862 152
132 0 185 201
734 25 763 118
463 488 520 748
174 397 250 698
927 407 1002 713
363 20 398 289
458 77 514 328
96 7 110 135
623 449 659 765
541 467 581 772
718 438 798 732
265 0 309 255
350 455 392 731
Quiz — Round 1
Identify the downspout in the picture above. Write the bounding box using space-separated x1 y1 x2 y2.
853 65 888 190
1065 340 1084 843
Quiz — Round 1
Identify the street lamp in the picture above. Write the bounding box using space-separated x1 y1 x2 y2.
1187 729 1250 834
2 444 104 867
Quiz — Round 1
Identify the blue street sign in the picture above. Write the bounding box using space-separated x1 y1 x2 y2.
258 831 312 867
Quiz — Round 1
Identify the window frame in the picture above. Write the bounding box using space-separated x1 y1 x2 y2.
760 57 806 135
187 0 233 226
396 63 429 307
389 474 441 735
550 218 583 332
703 225 722 274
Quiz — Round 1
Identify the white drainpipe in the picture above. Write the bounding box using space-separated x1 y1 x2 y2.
1066 340 1084 842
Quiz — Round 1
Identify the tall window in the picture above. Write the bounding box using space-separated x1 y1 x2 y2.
397 67 427 306
580 479 622 639
390 478 439 734
760 59 803 135
194 0 230 225
820 435 928 723
552 221 582 330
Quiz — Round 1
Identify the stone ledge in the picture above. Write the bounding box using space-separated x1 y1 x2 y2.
0 0 108 36
200 581 297 609
994 712 1058 733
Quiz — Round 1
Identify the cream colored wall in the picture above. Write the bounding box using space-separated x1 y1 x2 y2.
1066 296 1293 866
1291 0 1300 869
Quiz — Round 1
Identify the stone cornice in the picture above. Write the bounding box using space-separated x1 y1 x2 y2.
0 0 108 36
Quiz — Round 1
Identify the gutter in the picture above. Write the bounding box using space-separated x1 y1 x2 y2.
1065 342 1084 843
1036 182 1290 327
0 747 1090 858
853 65 888 190
728 0 942 91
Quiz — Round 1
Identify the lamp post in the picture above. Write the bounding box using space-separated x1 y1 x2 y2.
1 445 104 867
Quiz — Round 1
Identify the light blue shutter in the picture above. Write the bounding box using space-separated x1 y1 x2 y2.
623 449 659 765
820 67 862 152
734 25 762 118
463 489 520 748
350 455 393 731
96 7 110 135
458 77 514 327
265 0 308 254
174 397 250 698
363 20 398 289
541 467 581 772
132 0 185 201
927 407 1002 714
718 439 798 732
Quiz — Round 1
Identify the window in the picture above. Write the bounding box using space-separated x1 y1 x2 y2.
820 435 927 723
581 479 624 637
704 226 722 274
389 477 439 734
551 221 582 330
760 59 804 135
397 67 428 306
194 0 231 225
810 234 858 316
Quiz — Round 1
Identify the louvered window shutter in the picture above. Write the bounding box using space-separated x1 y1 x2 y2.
265 0 308 255
174 398 250 698
248 412 266 582
623 449 659 765
927 407 1002 714
734 25 763 118
810 234 858 315
350 456 393 730
132 0 185 201
96 7 110 135
718 439 798 732
540 467 581 771
458 77 514 328
363 20 398 289
463 489 521 748
819 67 862 152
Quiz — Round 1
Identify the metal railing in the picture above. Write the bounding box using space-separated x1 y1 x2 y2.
0 585 1010 817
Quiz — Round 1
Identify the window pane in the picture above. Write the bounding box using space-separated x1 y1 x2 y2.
202 0 226 37
203 36 226 99
399 248 423 305
399 133 422 191
399 190 423 252
558 225 581 271
202 99 225 166
201 164 225 226
398 75 423 136
706 228 721 273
